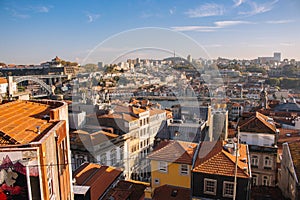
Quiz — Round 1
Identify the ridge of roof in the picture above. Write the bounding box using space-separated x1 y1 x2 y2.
147 140 197 164
193 141 250 178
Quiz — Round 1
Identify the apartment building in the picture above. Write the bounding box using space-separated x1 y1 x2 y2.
0 100 73 200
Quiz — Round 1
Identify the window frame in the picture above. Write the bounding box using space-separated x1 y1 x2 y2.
223 181 234 198
252 174 258 186
180 164 189 176
158 161 168 173
262 176 270 186
110 149 117 166
100 153 107 165
204 178 217 195
251 155 259 167
264 156 272 169
154 178 160 185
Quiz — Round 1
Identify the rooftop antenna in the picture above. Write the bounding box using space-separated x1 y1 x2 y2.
233 126 240 200
36 126 41 134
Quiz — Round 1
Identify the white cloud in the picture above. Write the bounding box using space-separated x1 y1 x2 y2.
171 20 251 32
214 20 252 27
86 13 100 23
29 5 52 13
169 7 176 15
233 0 245 7
280 43 295 47
203 44 223 48
5 8 30 19
185 3 224 18
141 12 162 18
266 19 294 24
171 26 218 32
35 6 50 13
5 5 52 19
239 0 278 16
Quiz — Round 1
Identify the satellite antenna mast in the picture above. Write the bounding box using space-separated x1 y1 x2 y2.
233 126 240 200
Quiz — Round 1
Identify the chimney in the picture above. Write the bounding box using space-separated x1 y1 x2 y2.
36 126 41 134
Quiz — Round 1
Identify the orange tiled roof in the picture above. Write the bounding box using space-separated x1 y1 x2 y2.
147 140 197 165
0 78 7 84
239 112 277 134
149 108 165 116
74 163 122 200
193 141 250 179
70 129 119 148
0 101 58 144
99 113 138 122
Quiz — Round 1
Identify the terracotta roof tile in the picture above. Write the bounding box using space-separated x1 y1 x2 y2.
0 101 58 144
0 78 7 84
74 163 122 200
239 112 277 134
103 180 147 200
147 140 197 165
193 141 250 179
152 185 190 200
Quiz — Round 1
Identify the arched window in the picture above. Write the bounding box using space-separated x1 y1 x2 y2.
262 176 270 186
264 156 272 168
252 174 258 186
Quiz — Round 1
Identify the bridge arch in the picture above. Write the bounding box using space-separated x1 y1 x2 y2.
14 76 52 95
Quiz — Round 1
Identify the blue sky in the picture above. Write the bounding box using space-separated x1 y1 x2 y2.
0 0 299 64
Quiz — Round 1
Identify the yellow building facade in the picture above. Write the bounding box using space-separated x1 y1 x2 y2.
151 160 192 189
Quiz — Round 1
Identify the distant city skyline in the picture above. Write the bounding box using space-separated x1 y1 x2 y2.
0 0 299 65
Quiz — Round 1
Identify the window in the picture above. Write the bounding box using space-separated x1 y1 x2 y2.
180 164 189 175
251 155 258 167
262 176 270 186
223 181 234 198
252 174 258 186
111 149 117 166
76 156 85 167
119 146 124 162
204 178 217 195
264 156 272 169
154 178 160 185
158 161 167 173
47 164 54 198
100 153 107 165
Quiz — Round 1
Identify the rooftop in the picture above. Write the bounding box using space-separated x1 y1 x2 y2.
152 185 190 200
193 141 250 179
0 100 61 145
239 112 277 134
147 140 198 165
288 141 300 182
274 102 300 112
73 163 123 200
103 180 147 200
0 77 7 84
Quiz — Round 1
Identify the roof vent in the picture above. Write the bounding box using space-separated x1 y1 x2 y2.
36 126 41 134
171 189 178 197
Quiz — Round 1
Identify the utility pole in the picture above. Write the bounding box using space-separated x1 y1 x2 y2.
233 126 240 200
